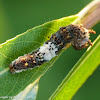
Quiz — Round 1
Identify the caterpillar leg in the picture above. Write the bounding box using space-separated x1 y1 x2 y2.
88 29 96 34
88 39 93 46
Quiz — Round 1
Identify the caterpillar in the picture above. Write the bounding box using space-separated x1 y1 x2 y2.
9 24 96 73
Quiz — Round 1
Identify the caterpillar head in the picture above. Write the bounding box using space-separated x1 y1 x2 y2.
70 24 96 50
59 24 96 50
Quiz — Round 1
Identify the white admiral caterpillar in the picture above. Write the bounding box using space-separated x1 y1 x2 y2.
10 24 96 73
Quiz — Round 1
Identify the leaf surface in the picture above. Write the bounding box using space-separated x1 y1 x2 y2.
0 15 78 98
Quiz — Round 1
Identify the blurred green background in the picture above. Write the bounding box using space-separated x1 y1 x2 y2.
0 0 100 100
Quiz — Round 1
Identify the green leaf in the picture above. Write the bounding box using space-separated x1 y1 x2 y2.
49 35 100 100
13 80 39 100
0 15 78 98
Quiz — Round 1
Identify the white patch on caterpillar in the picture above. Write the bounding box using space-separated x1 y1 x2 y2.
13 69 26 73
81 37 89 46
47 42 58 57
78 29 90 47
81 29 90 46
39 42 58 60
14 66 40 73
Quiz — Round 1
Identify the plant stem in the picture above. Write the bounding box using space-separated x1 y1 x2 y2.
73 0 100 28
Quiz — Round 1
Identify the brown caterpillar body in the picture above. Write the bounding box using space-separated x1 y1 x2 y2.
10 24 96 73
